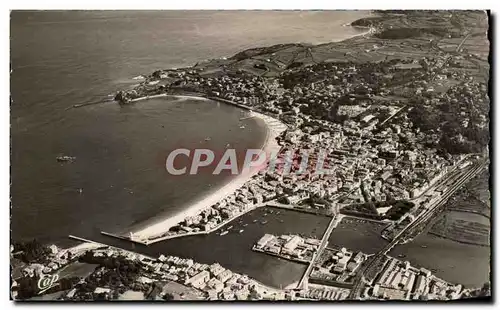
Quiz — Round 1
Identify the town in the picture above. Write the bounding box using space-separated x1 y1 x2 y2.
109 10 489 246
11 10 490 301
10 235 485 301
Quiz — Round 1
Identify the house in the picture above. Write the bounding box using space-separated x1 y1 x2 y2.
186 270 210 289
207 278 224 293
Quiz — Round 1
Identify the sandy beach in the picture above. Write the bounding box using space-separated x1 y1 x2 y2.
129 97 287 242
130 93 209 102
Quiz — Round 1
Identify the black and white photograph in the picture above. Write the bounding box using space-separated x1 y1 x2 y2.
9 5 492 302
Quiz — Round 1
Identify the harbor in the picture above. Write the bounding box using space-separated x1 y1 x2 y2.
91 206 332 289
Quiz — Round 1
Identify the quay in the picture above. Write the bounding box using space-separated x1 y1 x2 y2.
297 215 339 289
101 203 266 245
252 246 311 265
101 201 333 245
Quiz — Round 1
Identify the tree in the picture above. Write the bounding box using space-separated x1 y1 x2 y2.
13 239 51 264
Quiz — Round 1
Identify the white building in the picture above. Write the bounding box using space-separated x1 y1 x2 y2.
284 235 302 251
186 270 210 289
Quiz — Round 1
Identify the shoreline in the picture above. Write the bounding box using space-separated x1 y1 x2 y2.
129 93 209 103
102 18 373 244
119 95 287 243
103 19 373 243
68 235 290 293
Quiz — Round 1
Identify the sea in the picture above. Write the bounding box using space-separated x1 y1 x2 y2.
11 11 491 290
10 10 370 246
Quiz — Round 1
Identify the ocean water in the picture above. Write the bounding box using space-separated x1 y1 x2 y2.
10 11 370 246
97 207 331 289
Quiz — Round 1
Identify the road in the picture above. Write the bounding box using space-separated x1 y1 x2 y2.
297 216 338 289
408 154 479 203
348 157 488 299
402 159 488 240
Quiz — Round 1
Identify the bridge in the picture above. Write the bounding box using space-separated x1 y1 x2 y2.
297 215 339 289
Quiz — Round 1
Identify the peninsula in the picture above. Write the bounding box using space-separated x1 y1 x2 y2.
11 10 490 301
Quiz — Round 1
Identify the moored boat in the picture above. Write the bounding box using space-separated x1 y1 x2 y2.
56 155 76 162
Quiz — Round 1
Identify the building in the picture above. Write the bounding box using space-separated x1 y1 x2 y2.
257 234 275 248
414 275 427 295
235 289 250 300
216 269 233 283
377 258 397 286
209 263 225 277
333 263 346 273
284 235 302 251
186 270 210 289
94 287 111 294
207 278 224 293
404 273 417 291
353 252 364 263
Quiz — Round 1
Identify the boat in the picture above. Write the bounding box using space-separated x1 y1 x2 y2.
239 229 244 233
243 224 248 227
261 221 268 225
253 219 258 223
204 137 211 141
398 254 406 258
56 155 76 162
239 125 245 129
220 231 229 236
227 226 233 230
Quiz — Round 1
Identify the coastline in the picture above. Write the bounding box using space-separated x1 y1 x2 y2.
101 19 379 245
129 93 209 103
100 17 374 244
11 10 491 301
125 95 287 243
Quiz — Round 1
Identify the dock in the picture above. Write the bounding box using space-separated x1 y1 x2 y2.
252 246 311 265
101 203 265 245
100 200 333 246
297 216 338 289
69 235 107 246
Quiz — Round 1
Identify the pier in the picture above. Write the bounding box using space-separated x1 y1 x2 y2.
101 200 333 246
101 203 265 245
252 245 311 265
297 215 338 289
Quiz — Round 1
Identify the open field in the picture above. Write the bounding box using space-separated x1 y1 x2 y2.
428 169 490 246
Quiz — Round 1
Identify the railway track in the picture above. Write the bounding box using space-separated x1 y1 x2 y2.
349 158 487 299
